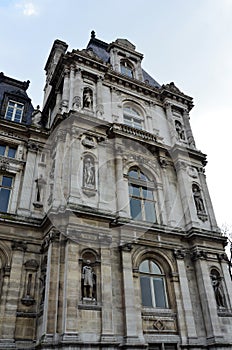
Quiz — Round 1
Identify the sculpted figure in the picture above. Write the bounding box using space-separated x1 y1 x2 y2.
192 185 205 213
82 260 95 298
211 272 225 308
83 88 92 108
83 157 95 187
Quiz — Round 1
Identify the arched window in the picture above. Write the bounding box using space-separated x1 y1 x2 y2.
139 259 168 308
120 60 134 78
123 106 143 129
128 167 156 222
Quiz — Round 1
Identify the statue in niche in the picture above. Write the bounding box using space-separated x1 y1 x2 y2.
211 271 226 308
83 88 93 109
82 260 95 299
175 120 185 140
192 184 205 213
83 156 95 188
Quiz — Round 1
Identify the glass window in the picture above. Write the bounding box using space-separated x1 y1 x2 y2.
5 100 24 123
120 61 133 78
123 106 143 129
0 144 17 158
0 175 13 213
128 167 156 222
139 259 168 309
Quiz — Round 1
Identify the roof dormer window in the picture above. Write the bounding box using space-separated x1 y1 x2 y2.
120 60 134 78
5 100 24 123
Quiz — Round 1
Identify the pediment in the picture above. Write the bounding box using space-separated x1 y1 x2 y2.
115 39 136 51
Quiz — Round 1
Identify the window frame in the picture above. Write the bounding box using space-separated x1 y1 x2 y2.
128 167 156 223
0 144 17 158
123 106 143 130
5 100 24 123
120 60 134 78
139 259 168 309
0 174 13 213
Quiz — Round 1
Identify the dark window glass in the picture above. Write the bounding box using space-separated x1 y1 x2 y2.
0 146 6 156
8 147 16 158
139 259 168 309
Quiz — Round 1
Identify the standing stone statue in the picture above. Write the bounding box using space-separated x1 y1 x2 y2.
192 185 205 213
211 273 225 308
83 89 92 108
83 157 95 187
82 260 95 299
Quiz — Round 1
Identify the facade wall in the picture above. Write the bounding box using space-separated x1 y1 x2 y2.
0 34 231 349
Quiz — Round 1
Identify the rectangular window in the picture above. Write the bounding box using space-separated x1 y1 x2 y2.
0 175 13 212
153 277 167 308
0 144 17 158
5 100 24 123
140 276 153 307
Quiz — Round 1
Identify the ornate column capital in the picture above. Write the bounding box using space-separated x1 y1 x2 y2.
12 240 27 251
173 249 186 259
191 249 207 261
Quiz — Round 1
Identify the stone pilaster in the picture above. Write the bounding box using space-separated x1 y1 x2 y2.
191 249 223 344
115 150 130 219
68 65 75 111
61 68 70 113
17 142 38 216
68 126 81 204
100 248 116 343
183 109 196 148
175 160 199 228
96 76 104 117
173 250 198 344
198 169 218 230
0 242 26 341
164 101 176 146
62 240 79 341
120 244 146 348
41 230 61 339
72 68 82 111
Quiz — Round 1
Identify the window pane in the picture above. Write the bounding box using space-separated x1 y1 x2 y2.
8 147 16 158
153 277 167 308
140 172 148 181
140 276 152 307
130 198 142 220
142 188 153 199
165 345 177 350
130 184 140 197
2 176 12 187
139 260 150 273
0 145 6 156
144 200 156 222
124 116 132 127
134 119 142 129
150 261 162 274
0 188 10 212
128 169 138 179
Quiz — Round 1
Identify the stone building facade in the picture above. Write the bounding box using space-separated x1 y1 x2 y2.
0 32 231 349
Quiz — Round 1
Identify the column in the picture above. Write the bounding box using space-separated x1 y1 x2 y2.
52 129 66 209
174 250 198 345
68 126 81 204
72 67 82 111
68 65 75 111
115 150 130 219
156 182 168 225
164 101 176 146
17 142 38 216
61 68 70 113
183 109 196 148
96 76 104 117
159 156 175 226
120 245 145 347
0 241 26 342
41 230 61 341
192 250 223 344
198 169 218 231
175 160 199 228
100 248 116 342
62 240 79 341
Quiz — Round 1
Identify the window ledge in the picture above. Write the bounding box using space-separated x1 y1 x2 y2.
142 308 176 317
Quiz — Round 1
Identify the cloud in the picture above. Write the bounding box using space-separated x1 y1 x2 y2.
16 1 39 16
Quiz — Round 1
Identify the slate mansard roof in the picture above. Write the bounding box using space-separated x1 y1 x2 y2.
86 33 161 88
0 72 34 125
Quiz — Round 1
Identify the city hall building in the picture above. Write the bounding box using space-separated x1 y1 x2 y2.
0 32 231 349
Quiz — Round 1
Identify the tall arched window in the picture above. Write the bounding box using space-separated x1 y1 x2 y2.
120 60 134 78
139 259 168 308
128 167 156 222
123 106 143 129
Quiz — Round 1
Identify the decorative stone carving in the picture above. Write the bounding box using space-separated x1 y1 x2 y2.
175 120 186 141
31 105 42 127
187 166 198 178
0 158 9 171
83 155 95 188
83 88 93 109
191 249 207 261
82 260 96 300
12 240 27 251
82 135 96 149
72 95 81 110
173 249 185 259
192 184 207 221
210 270 226 308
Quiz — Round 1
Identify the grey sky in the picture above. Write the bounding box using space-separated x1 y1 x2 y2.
1 0 232 231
